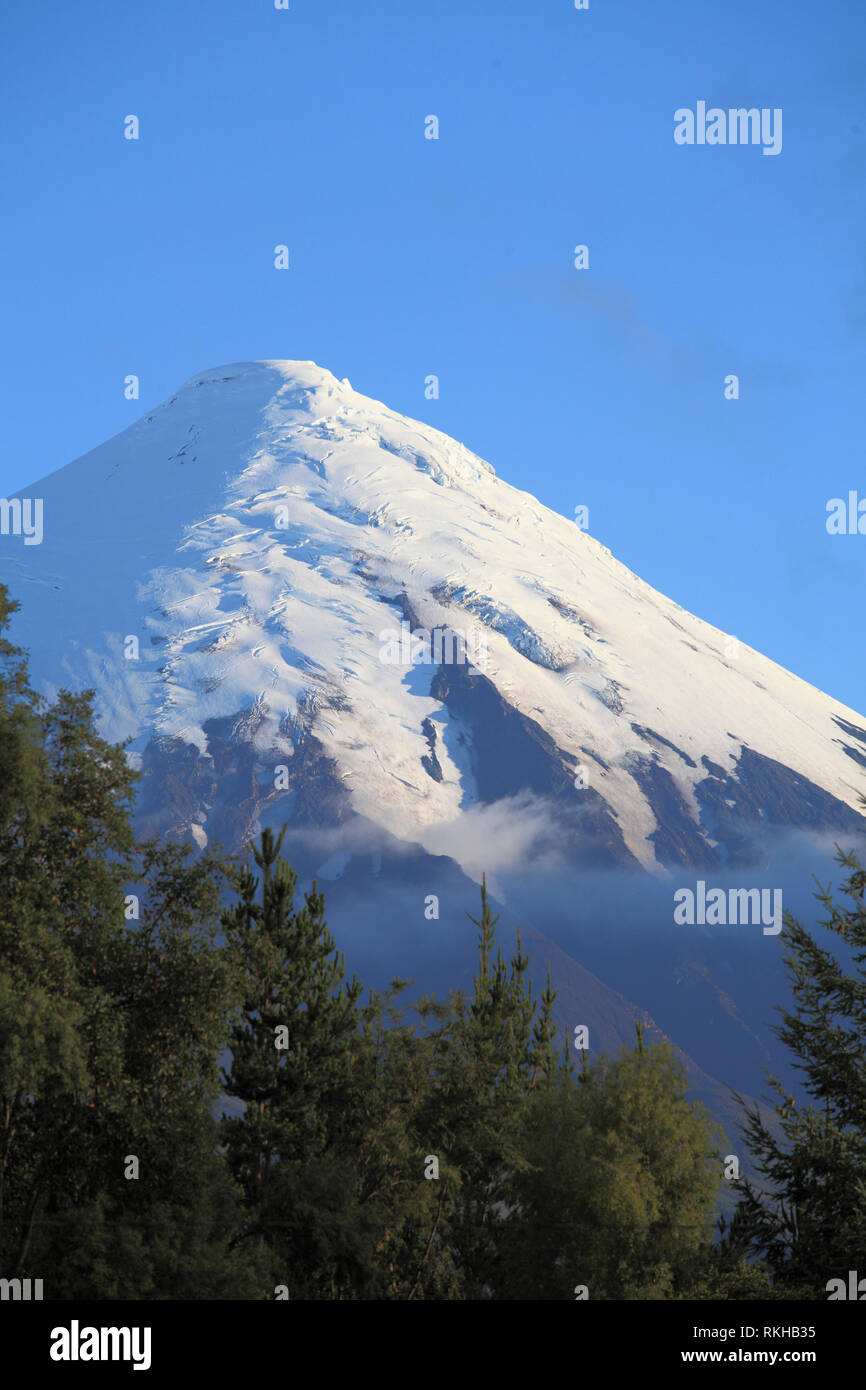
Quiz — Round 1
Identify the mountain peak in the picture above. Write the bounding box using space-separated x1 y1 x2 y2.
177 359 349 395
1 366 864 875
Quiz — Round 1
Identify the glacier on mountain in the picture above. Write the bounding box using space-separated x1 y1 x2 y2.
2 358 865 876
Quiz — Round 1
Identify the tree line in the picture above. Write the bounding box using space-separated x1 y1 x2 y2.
0 584 863 1299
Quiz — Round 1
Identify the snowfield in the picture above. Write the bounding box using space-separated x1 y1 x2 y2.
2 359 865 873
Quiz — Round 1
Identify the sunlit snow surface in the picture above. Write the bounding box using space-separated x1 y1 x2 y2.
2 359 864 872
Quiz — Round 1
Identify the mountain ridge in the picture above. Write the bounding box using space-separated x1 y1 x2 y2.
3 358 863 873
3 358 863 1156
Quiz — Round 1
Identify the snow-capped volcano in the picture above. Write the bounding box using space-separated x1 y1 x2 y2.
3 359 865 872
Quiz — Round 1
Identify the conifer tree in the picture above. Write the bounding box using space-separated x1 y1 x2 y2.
219 826 368 1295
728 844 866 1294
410 875 557 1298
342 979 465 1300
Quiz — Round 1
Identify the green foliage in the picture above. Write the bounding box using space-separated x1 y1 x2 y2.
9 576 834 1300
406 876 556 1297
496 1026 721 1300
727 844 866 1294
0 583 256 1298
219 825 367 1294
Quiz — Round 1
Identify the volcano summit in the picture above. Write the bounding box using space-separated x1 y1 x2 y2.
2 359 863 874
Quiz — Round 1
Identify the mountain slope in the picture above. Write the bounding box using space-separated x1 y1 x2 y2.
3 358 864 872
5 358 864 1154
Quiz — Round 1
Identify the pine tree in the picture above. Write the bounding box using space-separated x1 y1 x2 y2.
219 827 368 1295
727 843 866 1294
409 875 557 1298
341 979 465 1300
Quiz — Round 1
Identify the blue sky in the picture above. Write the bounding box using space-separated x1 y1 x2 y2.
1 0 864 711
